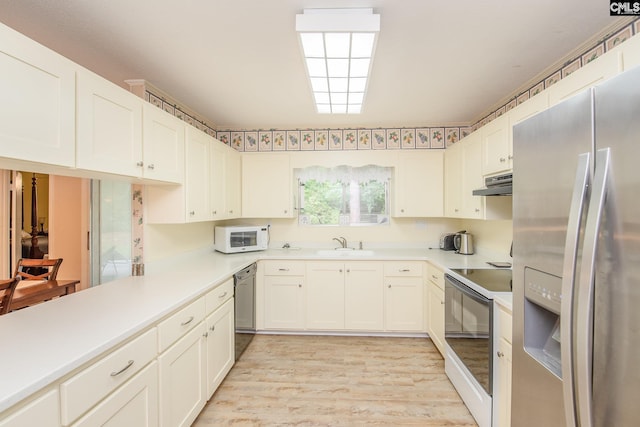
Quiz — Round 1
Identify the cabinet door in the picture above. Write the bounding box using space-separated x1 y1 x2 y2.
264 276 304 329
496 337 513 427
185 127 211 222
142 103 185 184
242 153 293 218
76 67 143 177
225 148 241 218
481 114 510 176
508 92 549 166
444 142 463 217
344 262 383 330
158 324 206 427
204 299 235 398
209 141 227 220
385 276 424 331
394 150 444 217
0 388 59 427
306 262 345 330
72 362 158 427
427 282 445 356
620 33 640 70
460 133 484 219
0 23 75 167
548 49 621 106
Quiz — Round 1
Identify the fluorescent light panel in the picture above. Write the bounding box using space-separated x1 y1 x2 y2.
296 9 379 114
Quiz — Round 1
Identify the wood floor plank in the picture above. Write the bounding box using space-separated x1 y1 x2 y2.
193 335 477 426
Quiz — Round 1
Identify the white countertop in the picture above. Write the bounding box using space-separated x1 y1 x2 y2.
0 247 507 413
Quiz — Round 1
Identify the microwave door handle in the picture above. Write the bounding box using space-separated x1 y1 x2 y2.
575 147 610 427
560 152 591 427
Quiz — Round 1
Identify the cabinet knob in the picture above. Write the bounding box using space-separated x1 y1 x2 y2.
346 269 350 273
212 210 217 215
203 332 209 338
210 325 215 332
508 155 513 160
339 269 343 273
454 208 459 212
499 157 506 163
440 300 445 305
475 208 480 213
401 209 405 213
189 211 195 216
229 210 233 214
136 161 144 167
388 284 391 288
298 284 302 288
497 351 504 358
147 164 155 170
284 210 288 214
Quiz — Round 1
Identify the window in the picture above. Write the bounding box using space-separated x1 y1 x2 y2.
297 165 390 226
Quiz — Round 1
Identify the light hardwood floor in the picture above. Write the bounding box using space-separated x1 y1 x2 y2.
194 334 477 426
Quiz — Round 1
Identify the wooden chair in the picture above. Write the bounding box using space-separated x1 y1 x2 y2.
0 277 21 314
14 258 63 281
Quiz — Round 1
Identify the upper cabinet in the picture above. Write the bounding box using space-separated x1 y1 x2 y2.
548 49 621 106
393 150 444 217
242 153 293 218
445 133 484 219
76 67 143 177
0 23 76 168
210 142 242 220
184 127 212 222
142 103 185 184
480 114 510 176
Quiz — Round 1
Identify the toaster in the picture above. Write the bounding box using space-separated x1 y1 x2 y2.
439 233 457 251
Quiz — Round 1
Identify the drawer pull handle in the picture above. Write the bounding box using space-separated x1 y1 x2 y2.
399 269 410 272
431 275 438 280
181 316 195 326
110 360 134 377
219 291 228 299
279 268 290 272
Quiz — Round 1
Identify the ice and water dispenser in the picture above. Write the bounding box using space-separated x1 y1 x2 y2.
523 267 564 377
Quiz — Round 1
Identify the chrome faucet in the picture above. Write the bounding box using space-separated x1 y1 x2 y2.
333 237 348 248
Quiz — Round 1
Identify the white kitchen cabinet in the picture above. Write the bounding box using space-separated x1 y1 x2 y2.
209 141 227 220
344 262 384 331
384 262 425 332
548 48 621 106
620 32 640 70
494 303 512 427
185 127 212 222
481 114 510 176
225 147 242 218
242 153 293 218
204 298 234 398
0 22 76 168
306 261 345 330
76 67 143 177
426 264 446 356
393 150 444 217
445 133 488 219
158 323 207 427
0 388 59 427
72 362 158 427
444 141 463 217
263 261 306 330
142 103 185 184
508 92 549 150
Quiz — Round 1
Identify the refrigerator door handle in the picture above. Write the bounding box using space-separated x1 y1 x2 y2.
560 151 591 427
576 147 611 427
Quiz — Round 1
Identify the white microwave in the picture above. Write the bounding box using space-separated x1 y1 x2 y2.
214 225 269 254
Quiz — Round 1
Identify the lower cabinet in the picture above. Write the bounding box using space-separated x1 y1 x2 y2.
306 262 346 330
263 261 306 330
384 262 425 332
344 263 384 331
426 263 446 356
158 323 207 427
72 362 158 427
204 298 235 398
494 303 513 427
0 389 59 427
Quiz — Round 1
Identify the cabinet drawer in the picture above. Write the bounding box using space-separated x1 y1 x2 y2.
427 264 445 290
383 261 423 277
263 261 305 276
157 297 206 353
498 306 512 343
60 328 157 425
205 278 234 315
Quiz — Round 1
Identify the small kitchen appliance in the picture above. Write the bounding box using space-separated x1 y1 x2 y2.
454 231 474 255
440 230 466 251
214 225 269 254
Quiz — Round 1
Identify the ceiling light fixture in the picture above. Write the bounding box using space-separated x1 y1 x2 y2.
296 8 380 114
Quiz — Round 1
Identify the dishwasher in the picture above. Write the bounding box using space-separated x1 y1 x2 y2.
233 263 256 360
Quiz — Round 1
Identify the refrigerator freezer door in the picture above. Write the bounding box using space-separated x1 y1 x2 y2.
591 66 640 427
512 89 594 426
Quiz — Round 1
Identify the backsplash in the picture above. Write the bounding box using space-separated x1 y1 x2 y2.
136 19 639 152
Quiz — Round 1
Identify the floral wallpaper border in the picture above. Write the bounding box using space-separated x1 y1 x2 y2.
143 18 639 152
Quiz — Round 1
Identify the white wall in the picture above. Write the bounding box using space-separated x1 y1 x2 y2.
460 218 513 259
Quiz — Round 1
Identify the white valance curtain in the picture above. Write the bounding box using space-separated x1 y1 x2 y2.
295 165 391 183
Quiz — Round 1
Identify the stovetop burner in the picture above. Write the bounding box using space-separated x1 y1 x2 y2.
450 268 512 292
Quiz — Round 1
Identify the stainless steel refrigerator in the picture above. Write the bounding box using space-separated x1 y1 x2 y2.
512 65 640 427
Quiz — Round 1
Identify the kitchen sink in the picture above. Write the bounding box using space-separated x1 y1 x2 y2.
315 249 375 257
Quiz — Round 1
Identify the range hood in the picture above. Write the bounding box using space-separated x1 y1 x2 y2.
473 172 512 196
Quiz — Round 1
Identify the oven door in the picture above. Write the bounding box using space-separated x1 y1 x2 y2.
444 274 493 395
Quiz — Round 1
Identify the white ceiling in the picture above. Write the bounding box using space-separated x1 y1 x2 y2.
0 1 624 130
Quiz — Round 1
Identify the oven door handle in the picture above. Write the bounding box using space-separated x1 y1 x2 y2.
445 274 490 305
